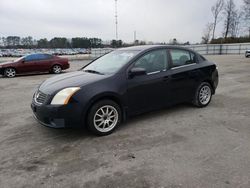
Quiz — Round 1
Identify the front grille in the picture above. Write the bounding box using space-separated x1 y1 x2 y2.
34 91 48 105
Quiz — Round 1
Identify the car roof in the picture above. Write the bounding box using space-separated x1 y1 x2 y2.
26 53 51 56
117 45 196 53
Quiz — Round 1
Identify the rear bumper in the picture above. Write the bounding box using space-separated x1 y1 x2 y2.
212 68 219 94
31 102 83 128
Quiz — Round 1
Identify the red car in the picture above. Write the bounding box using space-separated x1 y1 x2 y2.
0 53 69 78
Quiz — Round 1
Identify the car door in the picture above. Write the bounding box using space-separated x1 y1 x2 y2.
18 54 39 73
36 54 53 72
127 49 172 115
168 48 200 103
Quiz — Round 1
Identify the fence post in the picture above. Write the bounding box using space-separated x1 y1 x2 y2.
239 44 241 55
219 44 222 55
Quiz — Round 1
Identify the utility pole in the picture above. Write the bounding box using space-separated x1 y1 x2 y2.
134 31 136 42
115 0 118 40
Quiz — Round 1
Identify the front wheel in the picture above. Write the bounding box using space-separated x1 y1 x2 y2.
193 82 212 107
4 68 16 78
52 65 62 74
87 100 121 136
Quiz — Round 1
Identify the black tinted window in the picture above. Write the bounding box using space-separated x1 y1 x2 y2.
25 54 38 61
169 49 195 67
133 49 168 73
42 54 53 59
35 54 51 60
25 54 50 61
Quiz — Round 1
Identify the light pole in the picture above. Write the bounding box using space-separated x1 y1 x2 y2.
134 30 136 42
115 0 118 40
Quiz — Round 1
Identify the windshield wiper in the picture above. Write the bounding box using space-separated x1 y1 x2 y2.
83 69 104 75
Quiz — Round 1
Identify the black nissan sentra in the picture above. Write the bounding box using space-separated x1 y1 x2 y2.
31 45 219 135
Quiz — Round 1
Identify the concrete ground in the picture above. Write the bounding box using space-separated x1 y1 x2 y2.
0 55 250 188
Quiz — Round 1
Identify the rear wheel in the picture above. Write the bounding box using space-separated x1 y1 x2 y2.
52 65 62 74
4 68 16 78
193 82 212 107
87 100 121 136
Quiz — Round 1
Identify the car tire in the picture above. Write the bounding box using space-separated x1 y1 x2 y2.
52 65 62 74
87 100 121 136
4 68 16 78
192 82 212 108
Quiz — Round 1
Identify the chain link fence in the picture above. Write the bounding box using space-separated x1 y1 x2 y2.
186 43 250 55
90 48 113 59
90 43 250 59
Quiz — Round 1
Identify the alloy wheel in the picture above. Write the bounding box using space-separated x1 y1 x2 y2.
93 105 119 133
53 65 62 74
199 85 211 105
5 68 16 78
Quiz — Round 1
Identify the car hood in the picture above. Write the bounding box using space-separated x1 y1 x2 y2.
39 71 107 95
0 61 15 66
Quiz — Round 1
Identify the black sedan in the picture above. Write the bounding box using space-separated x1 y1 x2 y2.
31 45 219 135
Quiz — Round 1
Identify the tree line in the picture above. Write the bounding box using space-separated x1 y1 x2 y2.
0 36 103 49
202 0 250 44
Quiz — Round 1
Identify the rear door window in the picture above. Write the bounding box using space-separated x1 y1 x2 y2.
35 54 50 61
25 54 52 62
169 49 196 68
43 54 53 59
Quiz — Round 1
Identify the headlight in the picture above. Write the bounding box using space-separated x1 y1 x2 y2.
51 87 80 105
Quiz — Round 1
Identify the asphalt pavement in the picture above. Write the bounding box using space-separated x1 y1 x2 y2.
0 56 250 188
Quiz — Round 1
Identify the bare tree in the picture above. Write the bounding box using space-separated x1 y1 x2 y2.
201 23 214 44
169 38 178 45
243 0 250 19
223 0 236 38
242 0 250 37
211 0 224 39
230 10 243 37
2 37 7 47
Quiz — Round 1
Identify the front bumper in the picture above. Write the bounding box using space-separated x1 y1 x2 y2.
31 102 83 128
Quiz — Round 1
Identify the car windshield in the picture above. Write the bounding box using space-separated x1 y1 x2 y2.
83 50 140 75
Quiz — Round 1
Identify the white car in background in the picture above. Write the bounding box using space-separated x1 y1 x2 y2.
246 49 250 58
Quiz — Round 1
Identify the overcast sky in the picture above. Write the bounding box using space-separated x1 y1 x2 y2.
0 0 243 43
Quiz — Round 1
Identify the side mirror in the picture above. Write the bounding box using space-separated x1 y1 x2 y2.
21 59 25 63
129 67 146 78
